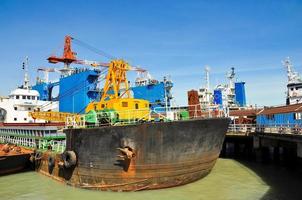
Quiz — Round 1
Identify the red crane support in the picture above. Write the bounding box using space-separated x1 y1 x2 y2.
47 35 77 65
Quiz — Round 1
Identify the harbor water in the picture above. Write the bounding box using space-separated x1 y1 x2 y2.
0 158 301 200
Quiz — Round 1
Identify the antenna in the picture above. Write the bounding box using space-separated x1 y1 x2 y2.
227 67 235 80
227 67 235 89
282 57 302 84
23 56 30 89
203 65 211 105
204 65 210 90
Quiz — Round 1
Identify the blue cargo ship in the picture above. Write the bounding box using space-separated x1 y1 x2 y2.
32 69 173 114
131 72 173 111
31 35 174 114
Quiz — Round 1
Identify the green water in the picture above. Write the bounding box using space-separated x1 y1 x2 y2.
0 159 301 200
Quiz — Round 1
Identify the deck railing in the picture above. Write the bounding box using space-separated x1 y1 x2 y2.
66 104 228 129
227 124 257 135
0 135 66 153
0 136 37 148
37 139 66 153
228 124 302 135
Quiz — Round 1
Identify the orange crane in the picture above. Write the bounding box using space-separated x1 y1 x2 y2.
48 35 77 65
47 35 147 70
47 35 109 70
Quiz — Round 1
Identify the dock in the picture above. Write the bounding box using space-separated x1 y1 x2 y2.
223 124 302 164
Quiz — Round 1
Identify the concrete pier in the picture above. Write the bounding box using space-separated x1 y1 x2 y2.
222 125 302 166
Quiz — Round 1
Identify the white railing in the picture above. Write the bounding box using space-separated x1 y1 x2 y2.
38 139 66 153
228 124 256 135
170 104 227 118
0 135 36 148
228 124 302 135
0 135 66 153
255 124 302 135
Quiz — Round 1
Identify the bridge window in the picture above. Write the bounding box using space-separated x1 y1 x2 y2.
16 95 19 99
14 107 17 111
135 103 139 109
122 102 128 107
28 107 31 111
101 104 105 108
14 118 17 121
24 118 27 121
22 96 26 99
32 96 35 100
27 96 30 100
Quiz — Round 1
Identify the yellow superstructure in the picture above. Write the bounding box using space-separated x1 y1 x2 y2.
86 98 150 120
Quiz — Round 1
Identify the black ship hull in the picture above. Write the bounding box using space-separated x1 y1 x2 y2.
0 154 31 175
37 118 229 191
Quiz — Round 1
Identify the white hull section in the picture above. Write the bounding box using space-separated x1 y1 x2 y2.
0 88 58 123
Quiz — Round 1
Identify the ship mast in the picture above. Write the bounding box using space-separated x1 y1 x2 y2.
283 57 302 84
204 66 211 104
227 67 235 89
226 67 236 107
22 57 30 90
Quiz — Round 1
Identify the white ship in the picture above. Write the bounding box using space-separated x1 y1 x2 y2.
0 59 65 152
198 66 245 109
283 57 302 105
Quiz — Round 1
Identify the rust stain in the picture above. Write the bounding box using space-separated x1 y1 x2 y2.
118 147 136 178
0 144 33 156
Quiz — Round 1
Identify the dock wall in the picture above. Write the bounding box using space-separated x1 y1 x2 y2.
222 125 302 166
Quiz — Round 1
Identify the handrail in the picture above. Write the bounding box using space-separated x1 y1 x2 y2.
66 104 227 129
0 135 66 153
227 123 302 135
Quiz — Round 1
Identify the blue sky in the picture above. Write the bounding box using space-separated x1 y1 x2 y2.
0 0 302 106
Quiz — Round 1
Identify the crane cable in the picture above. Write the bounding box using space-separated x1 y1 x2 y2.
72 37 116 60
72 36 147 72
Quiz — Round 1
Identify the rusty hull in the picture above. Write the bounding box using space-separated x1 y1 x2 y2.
36 118 229 191
0 144 33 175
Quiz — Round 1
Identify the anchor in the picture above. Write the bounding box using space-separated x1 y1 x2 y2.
115 147 135 172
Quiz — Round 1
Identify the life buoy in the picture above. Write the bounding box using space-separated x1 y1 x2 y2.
62 151 77 168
